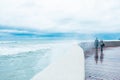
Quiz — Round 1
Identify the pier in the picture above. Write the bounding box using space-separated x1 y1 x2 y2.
82 41 120 80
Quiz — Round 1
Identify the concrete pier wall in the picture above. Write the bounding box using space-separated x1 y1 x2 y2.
104 41 120 47
79 40 120 58
80 40 120 49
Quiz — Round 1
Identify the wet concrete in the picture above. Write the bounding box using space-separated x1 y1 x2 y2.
85 47 120 80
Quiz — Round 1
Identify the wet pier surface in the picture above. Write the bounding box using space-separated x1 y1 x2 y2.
85 47 120 80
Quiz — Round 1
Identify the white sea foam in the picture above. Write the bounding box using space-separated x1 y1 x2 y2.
0 42 51 55
0 41 85 80
31 43 85 80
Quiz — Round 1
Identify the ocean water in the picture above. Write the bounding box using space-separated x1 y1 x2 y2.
0 40 84 80
0 40 51 80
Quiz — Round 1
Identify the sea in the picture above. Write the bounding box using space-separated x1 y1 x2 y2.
0 40 55 80
0 40 81 80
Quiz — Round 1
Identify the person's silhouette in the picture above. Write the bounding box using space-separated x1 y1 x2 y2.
100 40 105 53
94 38 99 51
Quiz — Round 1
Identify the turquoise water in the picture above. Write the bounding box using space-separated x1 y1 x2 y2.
0 41 51 80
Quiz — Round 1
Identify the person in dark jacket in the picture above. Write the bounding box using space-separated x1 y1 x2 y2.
100 40 105 52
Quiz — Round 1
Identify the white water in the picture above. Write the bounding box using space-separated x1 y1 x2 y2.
0 42 51 55
31 43 85 80
0 41 85 80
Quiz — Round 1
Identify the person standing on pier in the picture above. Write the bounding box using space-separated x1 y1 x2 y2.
94 38 99 64
94 38 99 51
100 40 105 52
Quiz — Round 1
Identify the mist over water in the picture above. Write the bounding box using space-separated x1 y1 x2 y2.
0 41 51 80
0 40 82 80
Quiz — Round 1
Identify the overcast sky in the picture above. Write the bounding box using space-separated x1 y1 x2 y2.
0 0 120 33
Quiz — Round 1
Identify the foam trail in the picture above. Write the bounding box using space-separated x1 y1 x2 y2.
0 43 51 55
31 43 85 80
